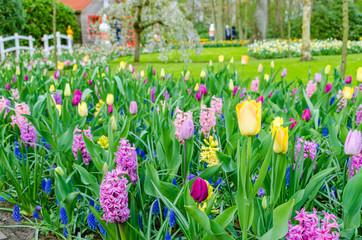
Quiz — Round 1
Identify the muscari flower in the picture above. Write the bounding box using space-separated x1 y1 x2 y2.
60 207 68 225
87 212 97 230
13 205 21 223
45 178 52 194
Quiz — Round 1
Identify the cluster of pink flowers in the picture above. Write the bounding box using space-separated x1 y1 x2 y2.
173 107 193 143
306 80 317 98
250 77 259 92
72 125 93 165
11 89 19 100
350 154 362 178
200 105 216 138
100 168 130 223
20 122 37 146
0 97 11 117
356 105 362 125
286 208 340 240
294 137 318 170
11 102 30 128
336 90 347 112
114 138 138 184
210 96 223 116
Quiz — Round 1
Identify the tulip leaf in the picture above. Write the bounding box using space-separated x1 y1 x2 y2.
343 168 362 229
214 205 238 229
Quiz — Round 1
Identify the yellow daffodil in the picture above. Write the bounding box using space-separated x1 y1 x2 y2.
236 99 262 136
97 135 109 150
200 136 220 167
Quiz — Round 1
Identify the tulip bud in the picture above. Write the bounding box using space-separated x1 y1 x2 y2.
289 118 297 130
56 104 62 116
24 75 28 81
49 84 55 93
57 62 64 71
102 162 109 176
88 80 93 85
357 67 362 82
314 73 322 83
110 116 117 131
262 196 267 210
119 61 126 70
209 60 213 66
190 177 208 203
73 64 77 72
302 109 311 122
264 74 270 82
218 55 224 63
272 125 288 154
129 101 138 114
129 64 133 73
180 119 194 140
344 130 362 155
78 102 88 117
241 55 249 65
258 64 263 73
194 83 199 91
196 92 201 101
106 94 114 105
200 70 206 79
140 70 145 78
108 104 113 114
325 83 332 93
281 68 287 77
64 84 71 97
5 83 10 90
256 95 264 104
324 65 331 75
15 66 20 75
343 86 354 100
230 57 234 63
228 79 234 91
270 61 274 69
345 75 352 84
185 71 190 81
55 167 65 176
160 68 165 79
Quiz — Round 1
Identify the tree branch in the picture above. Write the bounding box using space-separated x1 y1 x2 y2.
140 20 164 31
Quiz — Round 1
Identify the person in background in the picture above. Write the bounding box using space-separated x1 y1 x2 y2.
232 26 237 40
225 25 231 40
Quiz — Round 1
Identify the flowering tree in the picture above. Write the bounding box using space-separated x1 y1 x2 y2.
106 0 201 63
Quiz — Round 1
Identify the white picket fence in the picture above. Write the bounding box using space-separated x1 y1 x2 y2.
0 33 35 61
42 32 73 56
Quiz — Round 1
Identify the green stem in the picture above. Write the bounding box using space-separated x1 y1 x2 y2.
118 222 127 240
183 141 187 184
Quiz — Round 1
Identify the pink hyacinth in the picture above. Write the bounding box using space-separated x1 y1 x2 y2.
114 138 138 184
286 208 339 240
12 89 19 100
100 169 130 223
200 105 216 138
173 107 193 144
20 122 37 147
306 80 317 98
250 77 259 92
11 102 30 128
294 137 318 170
210 96 223 115
356 105 362 125
336 90 347 112
350 154 362 178
72 125 93 165
0 97 11 117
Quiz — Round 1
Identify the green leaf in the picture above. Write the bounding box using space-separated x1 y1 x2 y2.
214 206 237 229
74 164 100 198
343 168 362 229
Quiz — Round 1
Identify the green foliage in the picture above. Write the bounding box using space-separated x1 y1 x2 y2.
0 0 25 35
22 0 80 45
290 0 362 40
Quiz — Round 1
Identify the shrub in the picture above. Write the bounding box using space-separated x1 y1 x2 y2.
22 0 80 45
0 0 25 36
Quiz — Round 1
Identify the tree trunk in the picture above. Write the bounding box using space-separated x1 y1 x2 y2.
301 0 313 61
275 0 280 37
341 0 349 79
134 30 141 63
53 0 57 65
215 0 224 40
267 0 270 29
280 0 285 38
250 0 267 42
244 0 248 39
236 0 244 40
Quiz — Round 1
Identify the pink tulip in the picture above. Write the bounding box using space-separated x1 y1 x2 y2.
290 118 297 130
268 91 273 98
108 104 113 114
24 75 28 81
345 76 352 84
88 80 93 85
180 119 194 140
196 92 201 101
325 83 332 93
302 109 311 122
190 177 208 203
256 95 264 104
5 83 10 90
143 78 148 84
292 88 297 96
72 89 82 106
344 130 362 155
129 101 138 115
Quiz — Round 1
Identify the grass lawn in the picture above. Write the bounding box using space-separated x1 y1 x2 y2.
109 47 362 83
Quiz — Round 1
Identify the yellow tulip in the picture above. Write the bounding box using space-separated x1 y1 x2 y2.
357 67 362 82
56 104 62 116
106 94 114 105
49 84 55 93
73 64 78 72
343 86 354 100
110 116 117 131
64 83 71 97
78 102 88 117
264 74 270 82
160 68 165 78
228 79 234 91
57 62 64 71
270 117 284 132
258 63 263 73
140 70 145 78
200 70 206 78
194 83 200 91
102 73 105 77
236 99 262 136
241 55 249 65
324 65 331 75
272 126 288 154
119 61 126 70
218 55 224 63
185 71 190 81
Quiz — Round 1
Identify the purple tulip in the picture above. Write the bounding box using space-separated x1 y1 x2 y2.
72 89 82 106
108 104 113 114
302 109 311 122
5 83 10 90
12 75 16 82
344 130 362 155
281 68 287 77
325 83 332 93
256 95 264 104
180 119 194 140
199 84 207 95
143 78 148 84
190 177 208 203
345 75 352 84
129 101 138 115
315 73 322 83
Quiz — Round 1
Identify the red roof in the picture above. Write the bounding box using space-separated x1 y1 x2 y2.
58 0 93 11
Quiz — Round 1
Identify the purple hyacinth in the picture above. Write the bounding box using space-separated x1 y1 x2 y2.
72 125 93 165
151 87 157 103
20 122 37 147
52 91 62 105
294 137 318 170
